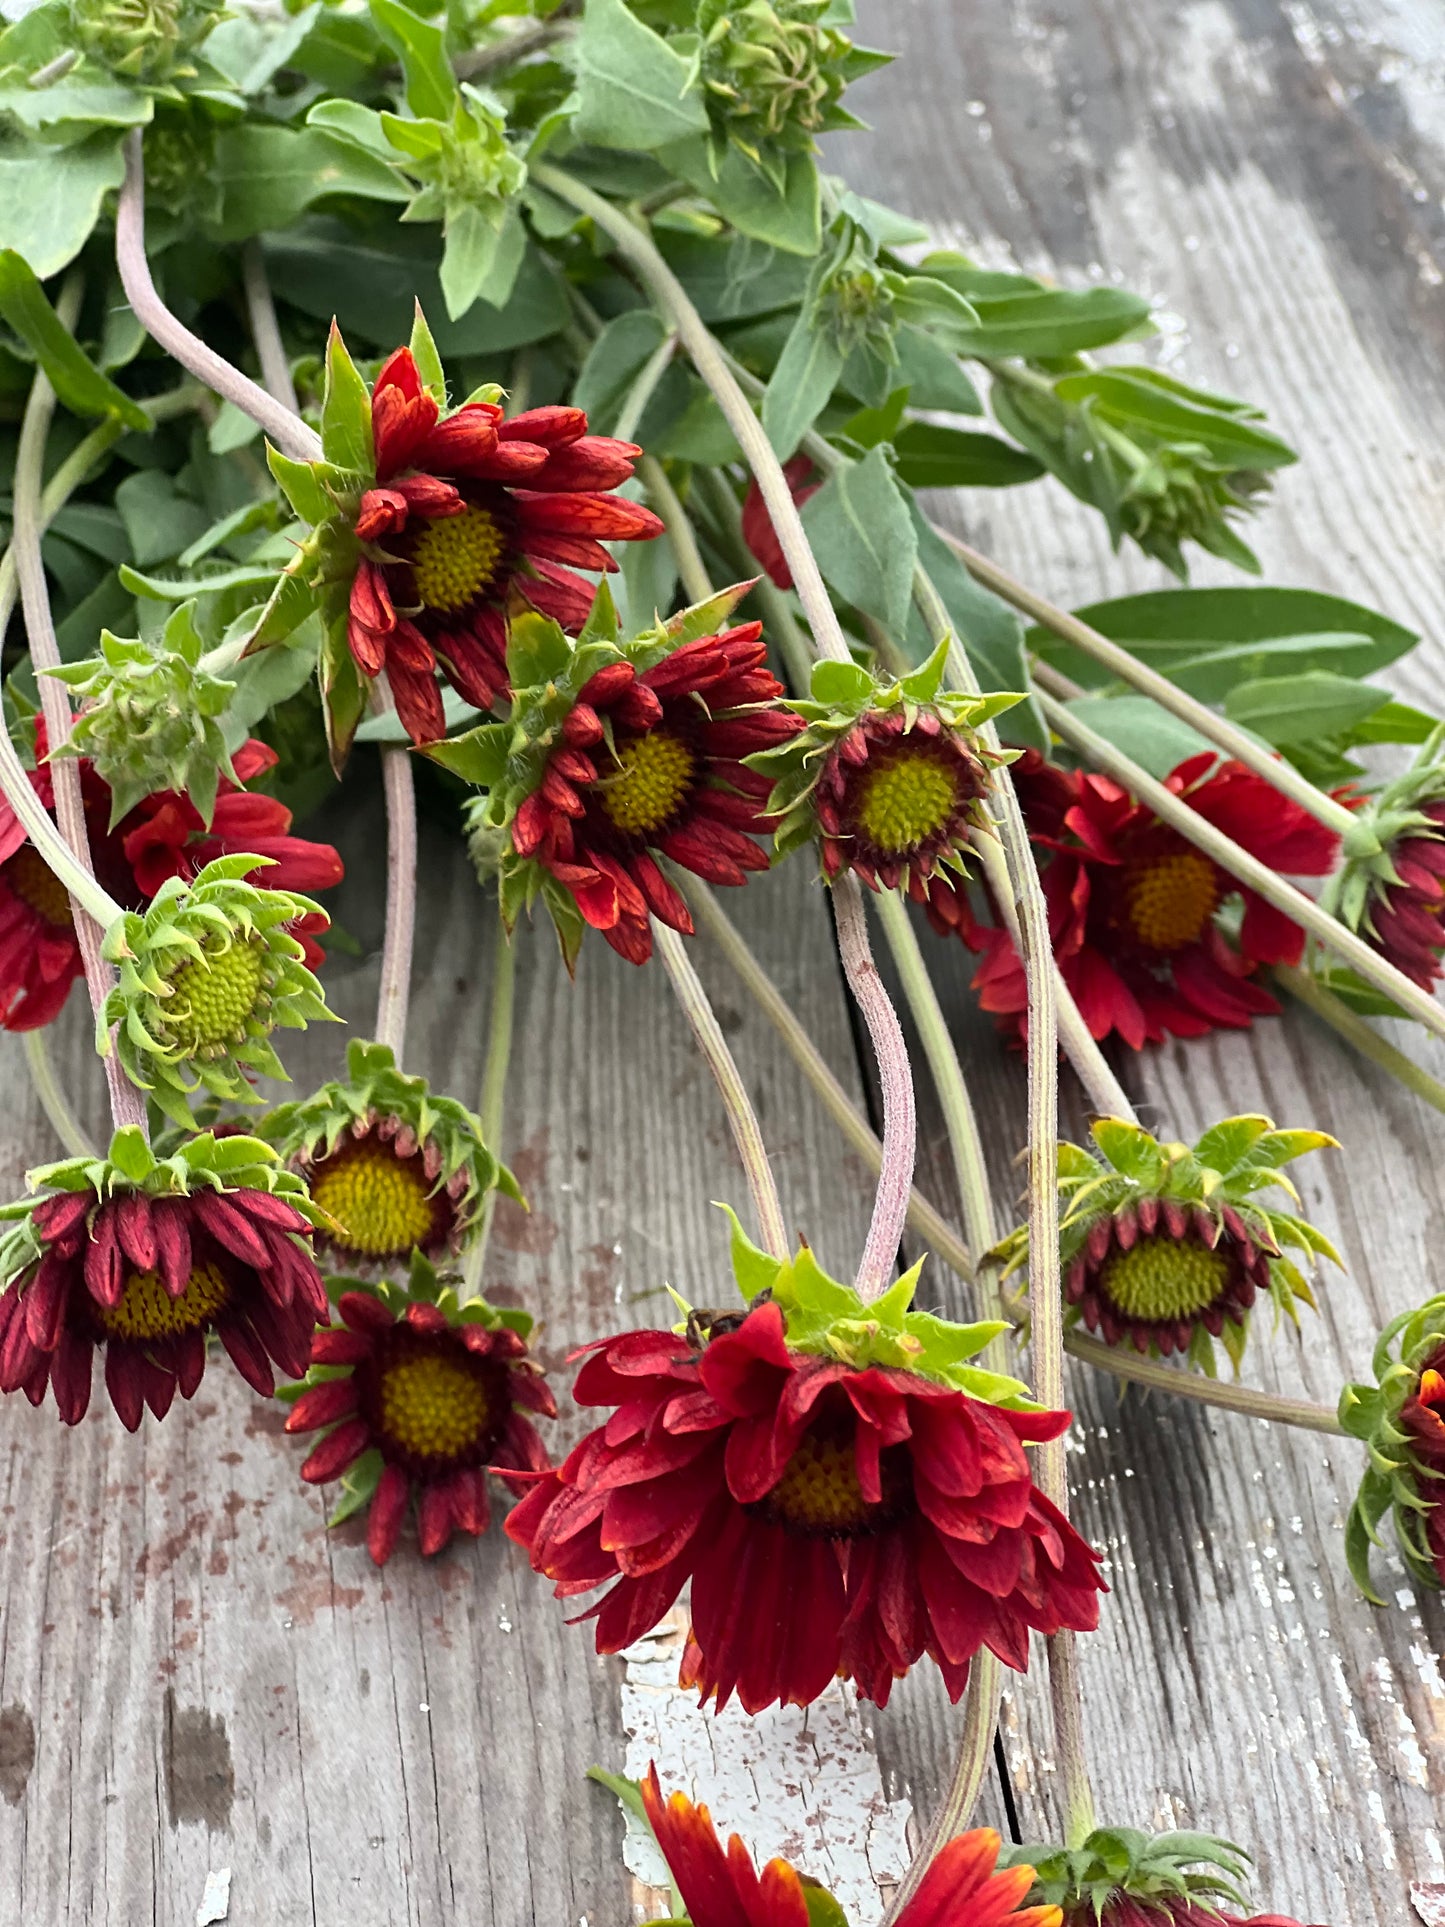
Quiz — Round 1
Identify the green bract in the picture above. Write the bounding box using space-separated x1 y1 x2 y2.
999 1829 1252 1919
1322 722 1445 937
70 0 225 83
1340 1293 1445 1602
99 855 336 1128
995 1114 1339 1374
48 602 236 825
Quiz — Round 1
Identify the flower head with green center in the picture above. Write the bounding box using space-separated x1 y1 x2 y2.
262 1040 520 1273
0 1125 329 1428
279 1250 553 1564
997 1829 1294 1927
47 603 237 827
995 1115 1339 1373
1340 1293 1445 1602
100 854 336 1128
748 641 1019 894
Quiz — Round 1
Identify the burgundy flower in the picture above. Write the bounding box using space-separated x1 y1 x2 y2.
1363 800 1445 989
740 457 820 589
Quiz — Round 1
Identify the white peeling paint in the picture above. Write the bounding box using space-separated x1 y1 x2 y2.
616 1605 912 1927
195 1868 231 1926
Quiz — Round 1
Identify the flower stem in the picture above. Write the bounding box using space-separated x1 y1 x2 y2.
936 527 1362 844
1064 1330 1345 1432
1272 962 1445 1114
1034 686 1445 1046
530 163 852 665
463 910 518 1297
691 466 817 694
612 331 676 443
684 876 977 1281
24 1028 98 1160
116 132 322 464
654 918 790 1261
241 239 299 417
880 1655 1002 1927
376 735 417 1065
831 874 916 1300
638 455 714 606
452 0 578 78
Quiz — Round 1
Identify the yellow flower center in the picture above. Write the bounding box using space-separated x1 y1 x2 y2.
597 729 696 837
94 1258 230 1342
1121 850 1220 953
759 1412 906 1538
8 846 74 929
170 937 266 1047
409 504 507 613
377 1344 495 1463
310 1138 438 1261
1099 1233 1231 1324
852 746 959 854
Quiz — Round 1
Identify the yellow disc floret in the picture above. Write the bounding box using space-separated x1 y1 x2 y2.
1121 850 1220 953
95 1259 230 1342
170 937 266 1048
760 1413 902 1537
1099 1233 1231 1324
852 747 960 854
310 1137 438 1260
378 1345 494 1462
597 730 697 837
7 846 75 929
409 504 507 614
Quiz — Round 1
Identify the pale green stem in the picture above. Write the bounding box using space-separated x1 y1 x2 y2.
376 728 416 1065
612 331 677 444
683 876 976 1282
879 1655 1002 1927
638 455 713 607
24 1028 98 1159
464 912 518 1297
241 239 299 416
452 0 578 78
1065 1331 1345 1432
1273 962 1445 1115
654 919 789 1261
936 526 1361 844
531 163 852 665
691 466 816 693
1035 686 1445 1045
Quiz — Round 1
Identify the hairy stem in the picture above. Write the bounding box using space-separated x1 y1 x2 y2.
241 239 299 417
1273 963 1445 1115
831 875 916 1300
452 0 578 78
24 1028 99 1160
1065 1330 1345 1432
639 455 713 606
692 466 817 693
655 919 789 1261
376 736 417 1064
117 131 322 463
464 912 519 1297
685 877 977 1281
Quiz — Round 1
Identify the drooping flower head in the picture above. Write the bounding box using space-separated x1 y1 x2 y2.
262 309 663 757
998 1827 1322 1927
262 1039 519 1272
1341 1293 1445 1600
281 1251 553 1564
0 1126 328 1428
927 750 1339 1049
750 642 1018 893
1322 726 1445 993
0 729 342 1032
637 1765 1060 1927
995 1115 1338 1371
507 1210 1104 1713
430 584 802 966
100 854 337 1127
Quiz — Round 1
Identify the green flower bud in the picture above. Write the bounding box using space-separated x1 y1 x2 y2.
69 0 223 83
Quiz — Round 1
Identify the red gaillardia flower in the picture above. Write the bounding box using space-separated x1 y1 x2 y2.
740 456 820 589
507 1217 1104 1713
996 1115 1337 1372
751 644 1018 893
1322 729 1445 991
344 336 664 742
926 750 1338 1049
999 1828 1325 1927
283 1256 553 1564
0 733 343 1029
263 1040 519 1272
0 1129 328 1428
639 1765 1061 1927
434 586 802 966
1343 1292 1445 1599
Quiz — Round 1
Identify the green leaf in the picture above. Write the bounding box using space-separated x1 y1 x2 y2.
906 510 1044 749
1192 1115 1271 1178
216 125 407 240
801 1882 852 1927
573 0 709 151
0 76 151 138
1063 695 1214 780
893 422 1043 490
408 302 447 406
573 310 669 429
267 448 332 527
720 1202 784 1303
368 0 458 120
107 1125 155 1184
507 612 573 688
659 139 821 255
657 229 812 323
206 4 322 95
321 324 375 473
763 309 848 459
888 272 979 345
811 660 876 707
417 722 511 787
0 131 126 280
0 251 148 429
440 200 525 319
114 471 210 569
1223 671 1391 747
801 447 916 637
893 325 982 414
919 256 1152 358
1054 367 1296 470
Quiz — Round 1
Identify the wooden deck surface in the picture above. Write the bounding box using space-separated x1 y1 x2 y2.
3 0 1445 1920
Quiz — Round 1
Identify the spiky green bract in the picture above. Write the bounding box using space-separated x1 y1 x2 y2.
276 1247 534 1529
99 856 336 1129
1321 722 1445 934
261 1038 521 1237
698 1203 1036 1408
47 603 236 827
1340 1293 1445 1603
999 1829 1251 1920
435 579 753 968
70 0 225 84
746 638 1019 883
0 1124 326 1285
994 1115 1339 1375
